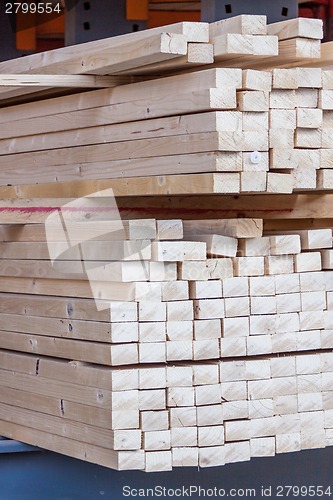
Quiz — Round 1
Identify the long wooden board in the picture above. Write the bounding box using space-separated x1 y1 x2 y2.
0 21 208 101
0 330 123 365
0 110 240 153
0 87 237 141
0 350 139 391
0 133 268 187
0 74 129 88
0 240 151 260
0 402 141 449
115 194 333 220
0 22 208 76
0 419 145 470
0 193 331 224
0 293 133 322
0 366 113 407
0 385 114 430
0 276 135 301
0 173 245 219
119 42 214 75
0 30 189 101
0 313 116 342
0 152 241 185
280 41 333 68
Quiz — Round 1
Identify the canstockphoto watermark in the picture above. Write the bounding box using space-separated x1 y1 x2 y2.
44 189 162 310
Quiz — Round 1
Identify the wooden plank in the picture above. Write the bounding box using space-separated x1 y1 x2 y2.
295 128 322 148
318 170 333 190
187 234 238 257
0 23 208 75
245 39 321 70
266 173 293 194
269 129 294 149
0 402 141 450
0 111 242 155
276 41 332 69
143 430 170 451
0 32 190 101
179 259 233 280
233 256 265 277
296 89 319 108
239 237 270 257
0 364 115 407
172 447 198 467
1 132 268 180
213 34 278 59
209 15 267 37
0 240 151 261
0 89 237 141
0 173 246 210
190 281 222 299
296 108 322 129
272 68 298 89
0 419 145 470
119 42 214 75
322 70 333 89
265 255 294 274
0 220 155 243
2 193 333 225
0 259 149 282
267 18 323 40
0 329 142 366
270 235 301 255
183 219 263 238
237 90 269 111
242 69 272 91
0 153 241 187
0 313 139 343
265 229 332 250
145 451 172 472
0 68 242 126
0 75 128 88
297 68 322 88
0 276 135 302
0 385 120 431
156 219 183 240
116 193 333 221
0 349 140 393
0 77 138 105
295 253 322 273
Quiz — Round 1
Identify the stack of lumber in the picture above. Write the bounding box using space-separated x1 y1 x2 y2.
0 15 330 196
2 65 333 195
1 14 333 472
0 217 332 470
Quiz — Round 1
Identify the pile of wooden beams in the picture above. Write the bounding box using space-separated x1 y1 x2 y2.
2 65 333 195
0 217 332 470
0 14 333 472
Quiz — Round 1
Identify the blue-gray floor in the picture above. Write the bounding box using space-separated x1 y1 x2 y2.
0 447 332 500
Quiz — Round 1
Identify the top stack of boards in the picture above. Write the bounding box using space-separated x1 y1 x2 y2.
0 15 332 198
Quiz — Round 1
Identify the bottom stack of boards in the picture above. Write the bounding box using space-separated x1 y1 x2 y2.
0 218 332 471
